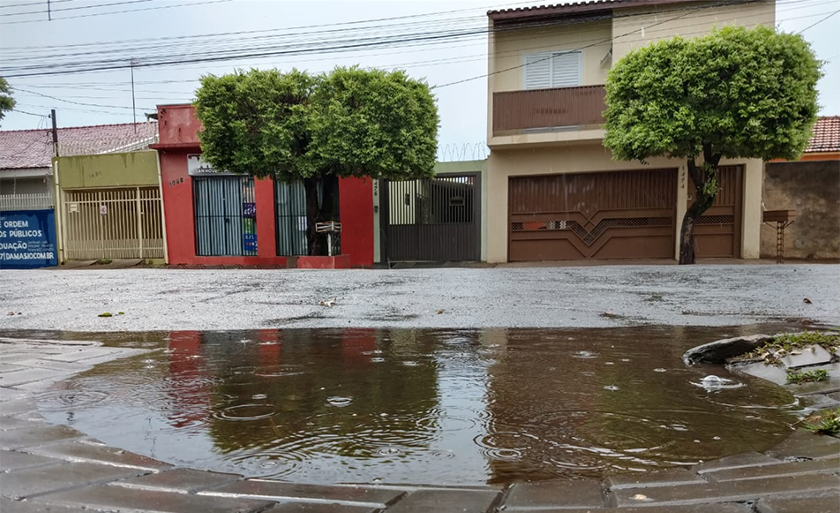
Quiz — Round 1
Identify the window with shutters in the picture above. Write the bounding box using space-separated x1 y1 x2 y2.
523 51 582 90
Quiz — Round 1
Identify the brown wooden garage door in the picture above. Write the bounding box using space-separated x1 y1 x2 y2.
690 165 743 258
509 169 677 261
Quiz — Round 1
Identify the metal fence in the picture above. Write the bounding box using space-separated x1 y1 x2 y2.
62 187 164 260
0 192 54 212
194 176 257 257
383 174 480 261
275 180 308 256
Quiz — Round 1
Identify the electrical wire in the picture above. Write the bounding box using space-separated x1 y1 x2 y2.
796 7 840 33
0 0 155 18
0 0 231 25
1 0 815 78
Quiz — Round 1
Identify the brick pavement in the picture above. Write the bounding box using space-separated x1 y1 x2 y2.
1 337 838 512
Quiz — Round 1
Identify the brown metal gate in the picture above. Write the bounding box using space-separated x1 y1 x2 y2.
690 165 743 258
381 174 481 262
508 169 677 261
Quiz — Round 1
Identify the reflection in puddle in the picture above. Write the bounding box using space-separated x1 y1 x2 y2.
21 325 800 486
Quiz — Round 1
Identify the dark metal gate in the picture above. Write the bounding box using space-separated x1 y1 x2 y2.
381 173 480 262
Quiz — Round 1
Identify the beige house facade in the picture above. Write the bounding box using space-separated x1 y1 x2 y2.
485 0 775 263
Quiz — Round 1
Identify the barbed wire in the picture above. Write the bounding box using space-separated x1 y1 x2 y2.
437 143 488 162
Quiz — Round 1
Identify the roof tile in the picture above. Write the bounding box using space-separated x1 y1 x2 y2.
0 122 157 170
806 116 840 153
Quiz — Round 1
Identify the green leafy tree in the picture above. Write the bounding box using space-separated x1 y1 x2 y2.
604 26 821 264
0 77 15 124
195 67 438 256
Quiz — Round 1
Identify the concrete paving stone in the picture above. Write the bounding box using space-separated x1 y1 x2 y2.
12 358 93 372
733 362 788 385
692 452 782 473
40 347 129 363
25 440 174 472
201 480 407 508
612 473 840 507
756 493 840 513
13 376 78 392
0 368 71 387
0 424 82 450
0 415 45 431
110 468 242 493
765 429 840 460
703 457 840 481
781 345 833 369
605 468 705 489
0 449 62 472
0 387 28 402
384 489 500 513
0 461 147 499
0 497 90 513
510 505 750 513
503 480 605 510
36 484 273 513
264 503 376 513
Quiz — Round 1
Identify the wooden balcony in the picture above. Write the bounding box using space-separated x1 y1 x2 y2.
492 85 606 135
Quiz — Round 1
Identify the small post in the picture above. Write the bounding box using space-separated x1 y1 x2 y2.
50 109 59 157
130 59 137 132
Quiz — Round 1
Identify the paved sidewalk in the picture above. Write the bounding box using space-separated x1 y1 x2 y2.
2 337 839 512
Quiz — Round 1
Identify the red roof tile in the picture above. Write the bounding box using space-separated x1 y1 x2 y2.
806 116 840 154
0 122 157 170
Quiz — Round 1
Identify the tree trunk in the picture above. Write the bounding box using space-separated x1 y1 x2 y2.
303 174 339 256
679 151 720 265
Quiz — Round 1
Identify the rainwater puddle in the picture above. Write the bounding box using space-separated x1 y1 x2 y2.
20 325 800 486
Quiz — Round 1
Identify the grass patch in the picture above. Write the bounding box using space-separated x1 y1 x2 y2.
744 331 839 365
785 368 829 384
803 408 840 435
96 259 113 265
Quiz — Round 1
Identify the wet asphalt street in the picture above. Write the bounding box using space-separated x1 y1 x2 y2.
1 264 837 331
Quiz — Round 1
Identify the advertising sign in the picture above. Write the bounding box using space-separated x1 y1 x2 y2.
187 154 238 177
0 210 58 269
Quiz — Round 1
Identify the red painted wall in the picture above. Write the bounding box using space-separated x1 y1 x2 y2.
157 104 202 147
339 177 374 267
154 104 374 267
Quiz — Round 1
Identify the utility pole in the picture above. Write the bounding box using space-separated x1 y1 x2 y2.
51 109 59 157
130 59 137 132
47 0 51 21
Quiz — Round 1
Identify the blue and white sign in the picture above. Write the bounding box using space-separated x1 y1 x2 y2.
0 210 58 269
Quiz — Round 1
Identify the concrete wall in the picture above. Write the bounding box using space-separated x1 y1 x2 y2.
486 144 763 263
491 19 612 92
54 151 159 190
761 160 840 260
612 0 775 61
0 177 50 195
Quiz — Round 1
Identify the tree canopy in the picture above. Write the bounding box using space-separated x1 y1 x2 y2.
604 25 821 163
194 66 438 184
0 77 15 124
603 25 821 264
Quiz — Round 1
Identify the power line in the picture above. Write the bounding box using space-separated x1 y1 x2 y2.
797 7 840 34
1 0 810 78
0 0 231 25
0 0 154 18
0 0 74 9
11 108 48 117
11 87 153 111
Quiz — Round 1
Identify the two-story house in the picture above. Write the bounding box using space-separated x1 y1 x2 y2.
485 0 775 263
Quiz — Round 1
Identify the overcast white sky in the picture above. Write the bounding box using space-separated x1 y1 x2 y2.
1 0 838 154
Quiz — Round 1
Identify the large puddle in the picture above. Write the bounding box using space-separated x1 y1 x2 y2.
24 325 800 485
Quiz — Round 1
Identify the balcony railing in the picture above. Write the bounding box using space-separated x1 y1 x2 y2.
492 84 606 135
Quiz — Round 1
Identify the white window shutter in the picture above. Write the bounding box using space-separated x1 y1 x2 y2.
550 52 581 87
524 52 552 90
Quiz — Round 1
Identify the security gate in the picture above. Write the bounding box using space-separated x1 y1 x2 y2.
62 187 164 260
381 173 480 262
